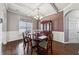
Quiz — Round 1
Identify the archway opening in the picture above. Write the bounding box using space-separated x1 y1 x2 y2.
65 10 79 43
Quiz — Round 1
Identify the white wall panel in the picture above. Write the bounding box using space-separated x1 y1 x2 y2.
52 31 64 43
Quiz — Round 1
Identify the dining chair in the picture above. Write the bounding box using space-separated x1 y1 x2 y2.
32 34 39 53
22 33 33 55
47 33 53 54
22 32 28 54
26 34 33 54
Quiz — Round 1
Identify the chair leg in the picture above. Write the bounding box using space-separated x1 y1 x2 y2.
29 41 33 55
50 42 52 54
31 43 33 55
23 43 26 54
47 41 49 55
51 42 52 54
27 43 29 54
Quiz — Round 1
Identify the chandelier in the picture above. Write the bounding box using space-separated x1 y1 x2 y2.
34 8 43 20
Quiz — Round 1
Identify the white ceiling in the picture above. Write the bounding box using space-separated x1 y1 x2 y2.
6 3 70 18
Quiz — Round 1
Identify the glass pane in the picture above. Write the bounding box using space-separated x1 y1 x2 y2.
19 21 32 34
47 23 49 31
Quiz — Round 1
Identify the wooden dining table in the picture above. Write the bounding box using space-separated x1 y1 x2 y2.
34 35 47 54
29 33 48 54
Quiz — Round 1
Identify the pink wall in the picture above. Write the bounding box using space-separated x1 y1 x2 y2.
41 11 63 32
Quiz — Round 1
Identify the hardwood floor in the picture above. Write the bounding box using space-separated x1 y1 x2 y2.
0 44 2 55
2 40 79 55
53 41 79 55
2 40 24 55
2 40 37 55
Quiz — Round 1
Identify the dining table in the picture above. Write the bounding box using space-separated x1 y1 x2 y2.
29 32 48 54
34 35 47 54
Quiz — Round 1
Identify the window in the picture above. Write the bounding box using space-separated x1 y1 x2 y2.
19 21 32 34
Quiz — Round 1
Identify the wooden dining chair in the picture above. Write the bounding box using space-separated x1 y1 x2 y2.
26 34 33 54
22 32 28 54
47 33 53 55
22 33 33 55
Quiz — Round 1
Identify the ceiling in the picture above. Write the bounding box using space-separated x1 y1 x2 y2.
6 3 70 19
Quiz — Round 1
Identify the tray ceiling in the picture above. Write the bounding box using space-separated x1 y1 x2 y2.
6 3 70 18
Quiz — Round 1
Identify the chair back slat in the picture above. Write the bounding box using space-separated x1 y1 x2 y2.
22 32 26 42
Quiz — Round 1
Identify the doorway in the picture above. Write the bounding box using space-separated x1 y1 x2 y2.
65 10 79 43
0 18 2 54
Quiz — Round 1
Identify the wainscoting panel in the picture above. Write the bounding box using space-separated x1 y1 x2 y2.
52 31 64 43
